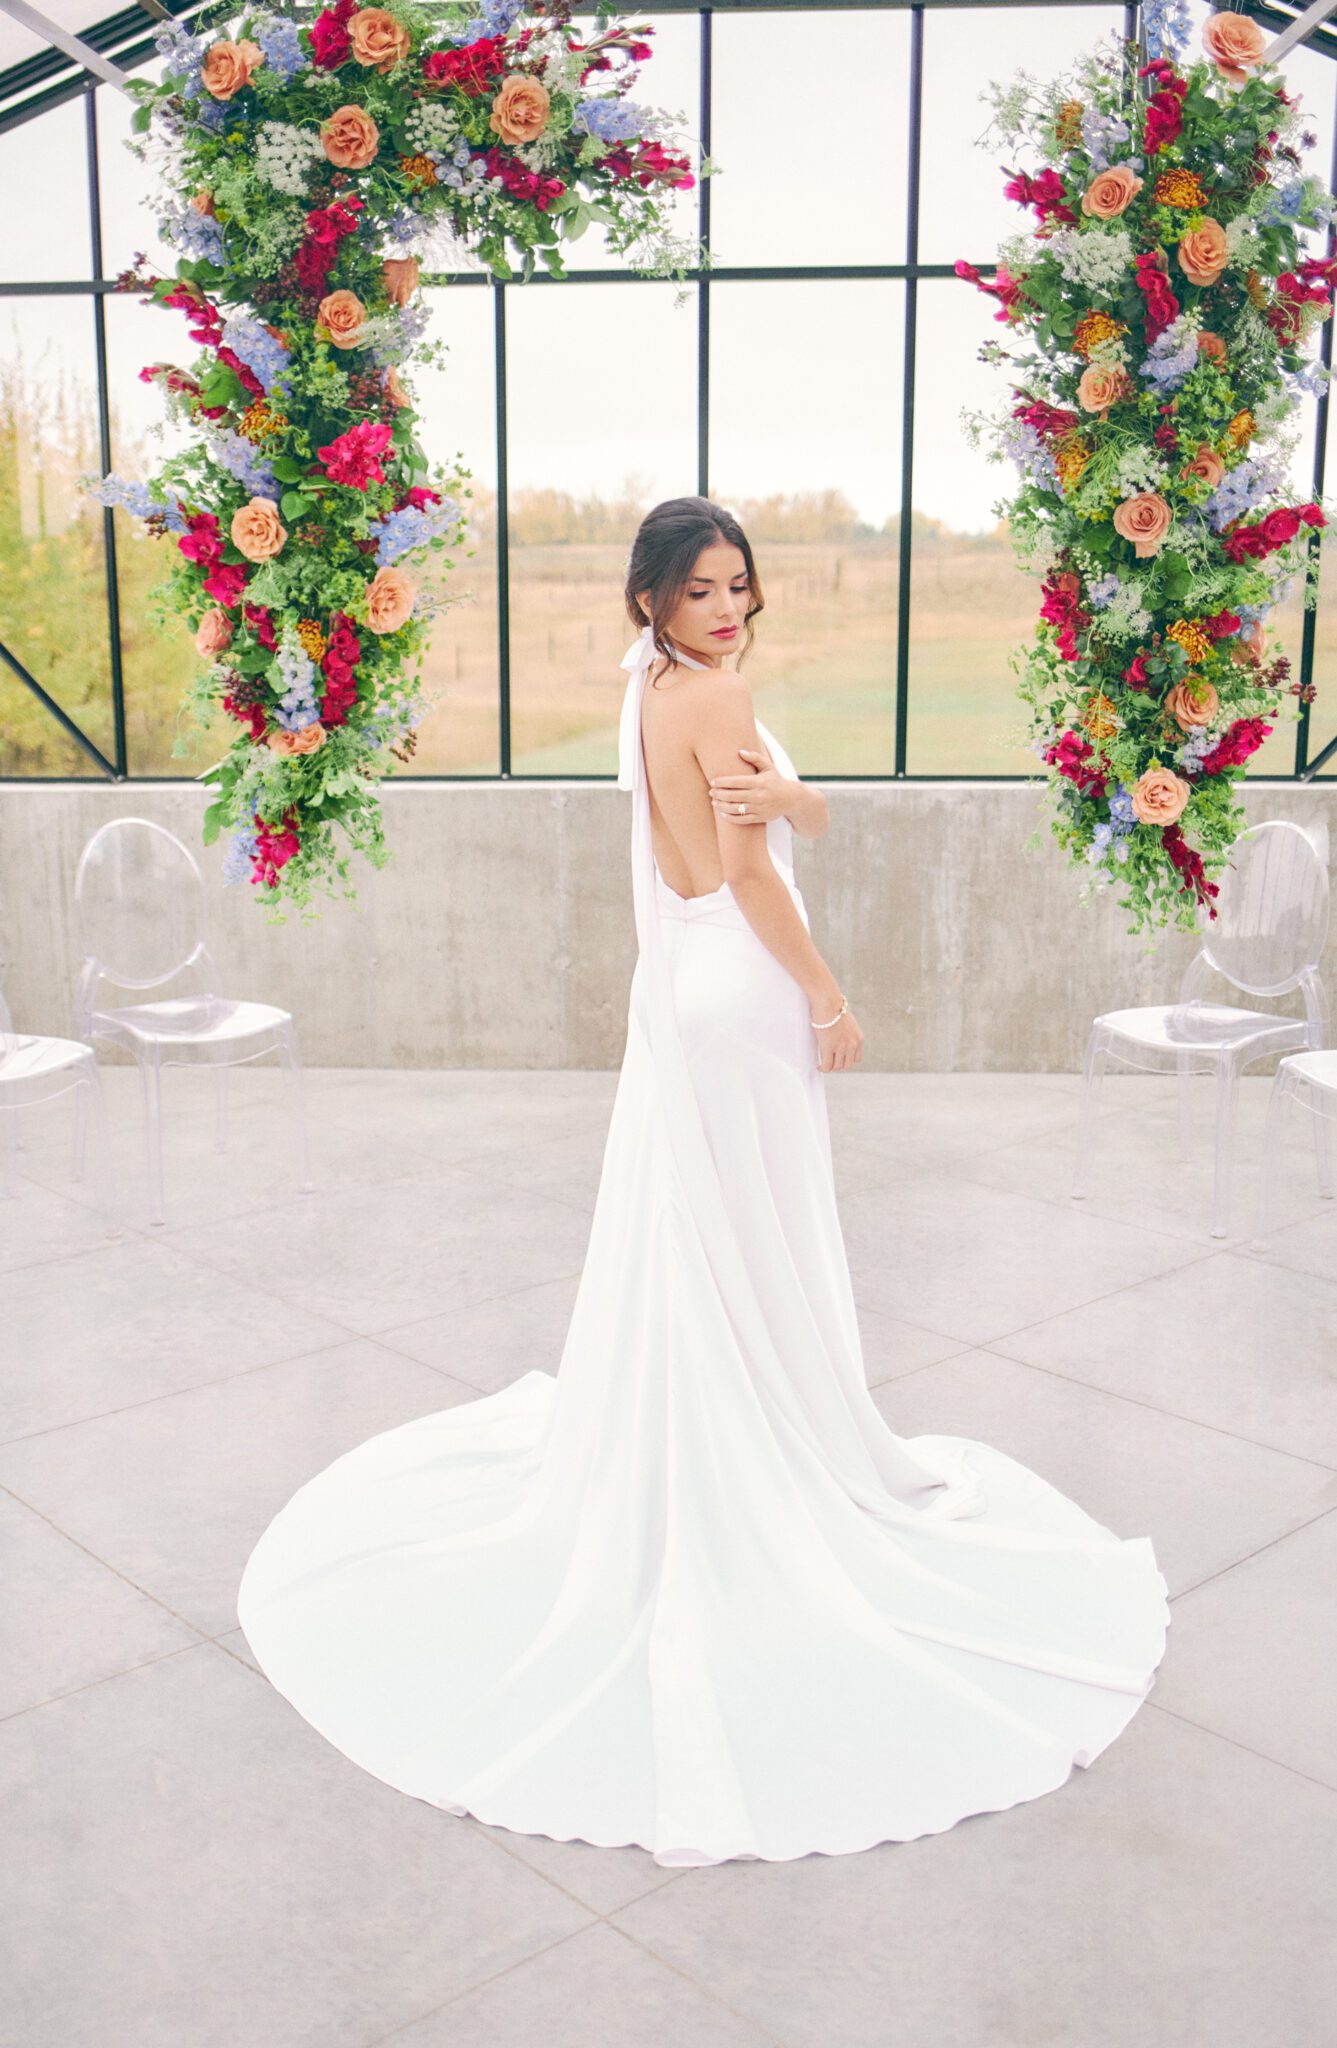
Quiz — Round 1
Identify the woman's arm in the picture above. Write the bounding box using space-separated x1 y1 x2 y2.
691 678 844 1015
784 781 829 839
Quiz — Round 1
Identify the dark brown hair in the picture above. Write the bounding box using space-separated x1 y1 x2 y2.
624 496 765 668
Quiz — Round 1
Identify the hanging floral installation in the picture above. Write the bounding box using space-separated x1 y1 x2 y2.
960 8 1336 935
93 1 699 916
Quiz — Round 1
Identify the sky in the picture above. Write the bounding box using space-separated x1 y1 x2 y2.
3 2 1336 535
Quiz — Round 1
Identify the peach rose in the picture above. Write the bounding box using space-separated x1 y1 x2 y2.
489 74 551 145
384 367 411 410
268 722 327 758
201 38 263 100
1182 443 1225 489
317 289 367 349
365 565 416 634
194 607 232 658
230 497 287 563
1081 165 1143 219
1131 767 1192 826
1178 219 1229 288
1197 331 1227 366
1112 492 1173 558
1240 621 1267 664
1203 11 1267 86
1077 364 1128 414
191 189 216 218
1166 677 1220 730
321 104 380 170
349 8 410 72
381 256 420 307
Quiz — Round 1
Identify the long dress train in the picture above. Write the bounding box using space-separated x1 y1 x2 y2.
236 623 1171 1867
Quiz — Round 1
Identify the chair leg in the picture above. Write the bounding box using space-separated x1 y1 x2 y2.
1176 1051 1195 1163
1210 1055 1241 1240
139 1053 166 1227
1313 1090 1335 1200
277 1025 314 1195
1250 1071 1291 1250
73 1069 89 1182
1072 1026 1110 1200
0 1107 16 1200
214 1065 229 1155
82 1067 119 1237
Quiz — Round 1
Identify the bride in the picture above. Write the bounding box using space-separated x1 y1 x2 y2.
237 495 1170 1868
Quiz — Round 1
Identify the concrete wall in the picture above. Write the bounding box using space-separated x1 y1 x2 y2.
1 778 1333 1070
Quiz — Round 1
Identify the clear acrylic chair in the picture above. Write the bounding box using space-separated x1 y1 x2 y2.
1072 819 1331 1240
1250 1049 1337 1249
0 983 118 1234
73 817 314 1227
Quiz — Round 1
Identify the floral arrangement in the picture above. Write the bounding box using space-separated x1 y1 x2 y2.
959 8 1336 935
92 0 698 917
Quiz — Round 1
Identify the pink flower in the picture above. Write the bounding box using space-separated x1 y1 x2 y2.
194 607 232 657
318 418 393 489
310 0 357 69
204 561 248 607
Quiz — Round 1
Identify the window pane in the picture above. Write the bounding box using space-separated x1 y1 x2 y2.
102 290 211 776
506 280 698 773
919 5 1124 266
711 8 908 266
96 74 179 279
409 284 500 774
709 279 902 773
0 298 113 775
565 12 699 272
907 281 1036 774
0 97 90 282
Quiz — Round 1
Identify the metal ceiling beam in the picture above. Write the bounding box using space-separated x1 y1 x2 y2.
0 0 133 90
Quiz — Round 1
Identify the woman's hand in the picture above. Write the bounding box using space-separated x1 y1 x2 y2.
709 741 796 827
811 1002 864 1074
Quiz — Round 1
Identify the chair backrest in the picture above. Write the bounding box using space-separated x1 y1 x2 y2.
1202 818 1330 997
73 818 209 993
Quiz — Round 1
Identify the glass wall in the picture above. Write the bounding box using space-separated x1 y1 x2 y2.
1 1 1334 783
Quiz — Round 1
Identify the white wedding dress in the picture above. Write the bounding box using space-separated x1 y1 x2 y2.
237 623 1171 1867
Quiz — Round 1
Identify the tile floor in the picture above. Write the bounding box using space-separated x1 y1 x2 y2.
2 1063 1335 2048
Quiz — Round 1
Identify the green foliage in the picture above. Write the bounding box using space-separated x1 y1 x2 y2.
964 25 1334 934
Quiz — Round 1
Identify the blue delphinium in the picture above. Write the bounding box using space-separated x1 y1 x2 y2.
449 0 527 42
155 22 206 97
220 315 291 397
209 429 279 500
573 98 650 145
1142 0 1192 62
255 16 307 82
273 635 321 731
222 825 259 886
1087 572 1121 612
162 203 225 266
373 496 461 566
1202 453 1288 533
1138 315 1200 395
88 474 160 518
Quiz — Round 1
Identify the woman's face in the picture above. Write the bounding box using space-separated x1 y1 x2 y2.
641 538 752 667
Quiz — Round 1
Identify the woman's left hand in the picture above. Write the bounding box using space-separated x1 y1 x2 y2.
710 744 796 826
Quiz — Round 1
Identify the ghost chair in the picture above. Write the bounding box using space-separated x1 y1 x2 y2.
73 817 313 1228
1072 819 1331 1241
1249 1049 1337 1251
0 982 118 1235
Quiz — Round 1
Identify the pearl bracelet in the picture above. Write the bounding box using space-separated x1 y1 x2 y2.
811 994 848 1030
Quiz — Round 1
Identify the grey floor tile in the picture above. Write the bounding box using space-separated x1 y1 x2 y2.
611 1710 1337 2048
160 1165 593 1337
378 1276 581 1393
871 1349 1337 1596
0 1339 474 1638
0 1235 351 1444
0 1171 128 1272
992 1252 1337 1464
381 1921 779 2048
855 1307 974 1387
1 1643 593 2048
839 1169 1206 1348
1150 1509 1337 1787
0 1489 200 1718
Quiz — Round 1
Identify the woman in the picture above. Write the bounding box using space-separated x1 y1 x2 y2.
238 497 1170 1868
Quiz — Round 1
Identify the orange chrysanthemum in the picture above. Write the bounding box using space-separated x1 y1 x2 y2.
1153 168 1208 209
399 154 439 190
1228 409 1256 448
1080 692 1119 741
238 399 287 445
1074 311 1126 359
1055 99 1084 148
1055 437 1092 491
295 619 328 662
1167 618 1212 663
